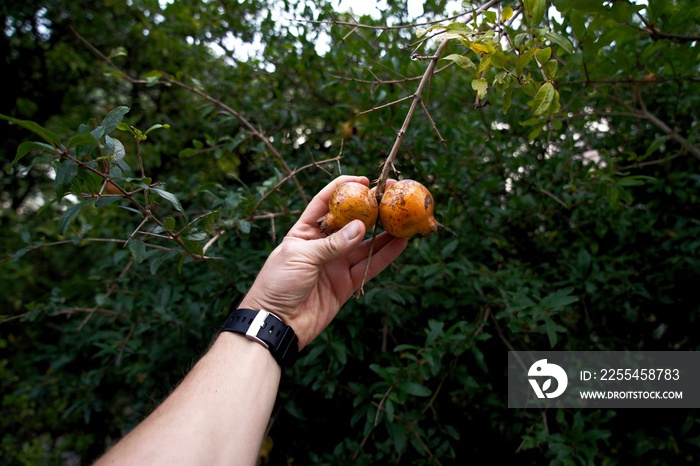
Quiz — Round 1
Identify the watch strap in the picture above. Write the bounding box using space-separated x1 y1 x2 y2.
221 308 299 367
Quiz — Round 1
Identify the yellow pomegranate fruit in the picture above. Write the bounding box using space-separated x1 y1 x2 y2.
378 179 440 238
317 181 378 235
104 180 121 195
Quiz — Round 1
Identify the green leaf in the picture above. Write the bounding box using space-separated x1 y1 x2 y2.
489 49 512 69
54 159 79 199
617 175 654 187
398 382 431 397
393 344 419 352
446 22 471 34
542 59 558 80
482 11 497 24
531 82 555 116
105 135 126 164
95 196 121 207
387 418 406 453
109 46 128 59
144 123 171 135
543 316 558 347
528 124 544 140
607 185 621 207
58 199 93 235
520 117 543 127
181 238 204 256
541 287 578 310
545 32 575 54
440 239 459 258
151 187 188 222
515 48 536 76
236 219 252 234
0 114 62 147
150 250 178 275
102 106 130 134
9 141 57 169
66 133 100 150
163 217 177 231
426 319 444 345
128 239 147 263
535 47 551 64
471 78 488 99
503 85 514 114
442 54 477 75
523 0 546 26
476 55 492 74
645 136 668 157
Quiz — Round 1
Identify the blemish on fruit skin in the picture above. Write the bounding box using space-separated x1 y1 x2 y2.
379 179 439 238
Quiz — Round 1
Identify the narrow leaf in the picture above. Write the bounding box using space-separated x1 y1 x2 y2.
128 239 147 263
58 199 92 235
10 141 57 169
544 316 558 347
531 82 555 116
398 382 432 397
54 159 79 199
545 31 575 54
150 250 177 275
645 136 668 157
516 48 536 76
503 86 514 114
617 175 653 187
144 123 171 135
152 187 188 221
0 114 61 147
95 196 121 207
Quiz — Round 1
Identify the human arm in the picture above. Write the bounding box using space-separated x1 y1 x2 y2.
93 175 408 466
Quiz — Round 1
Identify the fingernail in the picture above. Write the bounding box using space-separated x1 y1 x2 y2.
343 220 361 241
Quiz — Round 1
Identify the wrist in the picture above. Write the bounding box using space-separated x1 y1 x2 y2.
220 308 300 367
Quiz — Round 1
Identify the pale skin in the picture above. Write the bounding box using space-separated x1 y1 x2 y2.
94 175 408 466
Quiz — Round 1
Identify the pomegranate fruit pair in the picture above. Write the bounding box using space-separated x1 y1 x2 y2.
316 179 439 239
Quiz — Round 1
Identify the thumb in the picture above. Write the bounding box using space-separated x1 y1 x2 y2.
310 219 365 263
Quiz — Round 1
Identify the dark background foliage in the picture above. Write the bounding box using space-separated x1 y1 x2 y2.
1 0 699 464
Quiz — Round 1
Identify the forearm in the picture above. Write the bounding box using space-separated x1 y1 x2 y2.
95 332 281 466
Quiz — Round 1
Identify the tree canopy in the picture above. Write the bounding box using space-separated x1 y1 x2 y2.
1 0 699 464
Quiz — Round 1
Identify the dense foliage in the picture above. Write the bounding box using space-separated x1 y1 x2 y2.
2 0 699 464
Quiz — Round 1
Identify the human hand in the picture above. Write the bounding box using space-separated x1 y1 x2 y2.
238 175 408 349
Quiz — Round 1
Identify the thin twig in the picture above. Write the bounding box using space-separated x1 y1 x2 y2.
374 37 450 198
248 155 343 218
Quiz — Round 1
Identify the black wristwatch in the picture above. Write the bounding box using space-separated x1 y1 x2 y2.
221 308 299 367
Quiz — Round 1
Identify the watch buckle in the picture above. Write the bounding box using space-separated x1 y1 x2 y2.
245 309 271 348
